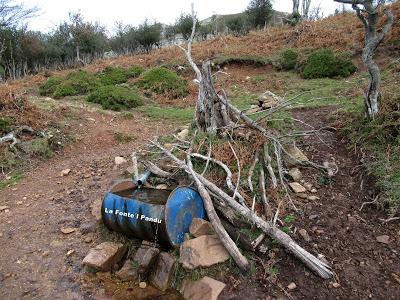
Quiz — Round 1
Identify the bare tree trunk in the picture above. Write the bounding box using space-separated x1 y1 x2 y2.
334 0 394 120
292 0 300 15
302 0 312 19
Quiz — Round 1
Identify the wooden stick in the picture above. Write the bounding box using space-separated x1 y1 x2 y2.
263 143 278 189
140 160 173 179
151 141 333 279
248 151 259 193
186 153 250 272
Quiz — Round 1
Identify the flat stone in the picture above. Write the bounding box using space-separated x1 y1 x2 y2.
116 260 138 281
149 252 176 291
376 235 390 244
289 182 307 194
133 245 160 276
155 184 169 190
60 227 76 234
287 282 297 290
182 276 226 300
179 235 230 269
139 282 147 289
297 193 308 199
189 218 214 237
288 168 302 181
307 195 320 201
82 242 127 271
115 156 127 166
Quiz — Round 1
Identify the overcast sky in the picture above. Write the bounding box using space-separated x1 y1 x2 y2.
21 0 347 34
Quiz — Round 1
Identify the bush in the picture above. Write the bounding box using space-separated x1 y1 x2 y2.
302 48 356 79
40 70 100 98
98 67 128 85
275 49 298 70
39 77 63 96
126 65 144 78
0 117 13 134
87 86 143 111
137 67 188 98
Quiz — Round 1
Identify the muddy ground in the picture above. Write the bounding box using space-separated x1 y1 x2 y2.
0 66 399 299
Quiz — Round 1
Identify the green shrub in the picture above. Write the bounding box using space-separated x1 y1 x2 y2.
98 67 128 85
22 138 53 159
276 49 298 70
87 86 143 111
0 117 13 134
137 67 188 98
126 65 144 78
302 48 356 79
40 70 100 98
39 77 63 96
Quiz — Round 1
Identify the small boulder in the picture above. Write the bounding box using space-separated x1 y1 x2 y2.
116 260 138 281
82 242 127 271
286 144 309 166
307 195 320 201
288 168 302 181
133 244 160 276
189 218 214 237
149 252 176 291
61 168 71 176
299 229 311 242
177 129 189 141
182 276 226 300
115 156 127 166
179 235 230 269
289 182 307 194
287 282 297 290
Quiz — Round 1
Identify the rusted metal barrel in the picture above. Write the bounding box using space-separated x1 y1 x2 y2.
101 182 206 247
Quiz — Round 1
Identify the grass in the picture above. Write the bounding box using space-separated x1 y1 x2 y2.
139 105 194 122
114 131 136 144
0 172 23 190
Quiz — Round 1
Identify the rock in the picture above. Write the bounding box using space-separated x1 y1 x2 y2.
126 166 135 175
307 195 320 201
189 218 214 237
60 227 76 234
155 184 169 190
0 206 9 211
61 169 71 176
177 129 189 140
287 282 297 290
376 235 390 244
149 252 176 291
299 229 311 242
179 235 230 269
139 282 147 289
332 282 341 288
182 276 226 300
288 168 302 181
133 244 160 276
286 144 309 166
311 188 318 194
116 260 138 281
115 156 127 166
304 183 313 191
297 193 308 199
82 242 127 271
66 249 75 257
80 223 96 234
164 143 173 151
289 182 307 194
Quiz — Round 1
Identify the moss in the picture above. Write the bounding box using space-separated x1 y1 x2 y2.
302 48 356 79
22 138 53 159
87 85 143 111
137 67 188 98
0 172 23 190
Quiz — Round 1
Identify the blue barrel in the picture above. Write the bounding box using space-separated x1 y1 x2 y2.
101 185 206 247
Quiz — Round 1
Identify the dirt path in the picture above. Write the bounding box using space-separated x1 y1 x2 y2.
0 108 176 299
220 106 400 299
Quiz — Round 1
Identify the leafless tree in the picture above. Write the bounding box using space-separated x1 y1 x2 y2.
309 4 324 20
0 0 38 27
334 0 394 120
302 0 312 18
